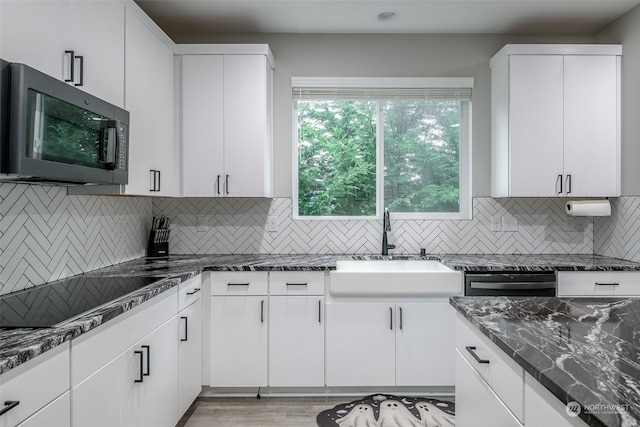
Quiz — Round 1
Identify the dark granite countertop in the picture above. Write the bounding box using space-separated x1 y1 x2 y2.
450 296 640 427
2 253 640 377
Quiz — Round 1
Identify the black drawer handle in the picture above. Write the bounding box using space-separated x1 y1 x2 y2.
286 282 308 287
0 401 20 416
227 283 250 286
187 288 201 295
134 350 144 383
466 346 490 364
595 282 619 286
141 345 150 376
181 316 188 342
260 300 265 323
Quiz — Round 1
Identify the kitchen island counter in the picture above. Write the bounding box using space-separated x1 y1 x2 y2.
451 296 640 427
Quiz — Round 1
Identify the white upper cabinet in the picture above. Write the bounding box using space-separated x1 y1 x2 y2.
123 6 178 197
179 46 274 197
0 0 125 108
491 44 621 198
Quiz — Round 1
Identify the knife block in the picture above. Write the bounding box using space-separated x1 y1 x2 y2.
147 229 169 257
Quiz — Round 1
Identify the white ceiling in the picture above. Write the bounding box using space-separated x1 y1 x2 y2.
134 0 640 38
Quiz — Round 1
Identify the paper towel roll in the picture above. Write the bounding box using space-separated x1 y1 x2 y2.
565 200 611 216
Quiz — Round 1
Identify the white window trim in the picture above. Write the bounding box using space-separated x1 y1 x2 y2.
292 77 473 221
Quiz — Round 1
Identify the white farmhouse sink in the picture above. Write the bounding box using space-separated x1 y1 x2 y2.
329 259 462 297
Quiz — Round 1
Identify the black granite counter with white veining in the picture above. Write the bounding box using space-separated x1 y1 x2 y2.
3 253 640 377
450 296 640 427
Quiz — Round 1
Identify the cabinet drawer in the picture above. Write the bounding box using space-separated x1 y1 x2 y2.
269 271 325 295
0 343 69 427
178 274 203 311
456 313 524 422
557 271 640 296
210 272 268 296
71 287 178 387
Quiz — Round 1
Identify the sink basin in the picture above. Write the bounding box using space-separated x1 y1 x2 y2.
329 259 462 297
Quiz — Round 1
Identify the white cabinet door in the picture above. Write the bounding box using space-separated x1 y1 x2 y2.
269 296 325 387
325 302 395 387
181 55 224 197
0 1 71 80
223 55 272 197
455 350 523 427
137 317 179 427
69 1 125 107
210 296 268 387
123 7 177 196
563 55 619 197
395 301 455 387
181 53 273 198
178 300 202 417
72 343 139 427
508 55 564 197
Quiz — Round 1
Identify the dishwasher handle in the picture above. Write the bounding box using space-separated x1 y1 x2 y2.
469 281 556 290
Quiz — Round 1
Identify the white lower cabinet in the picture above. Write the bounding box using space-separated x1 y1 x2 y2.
0 343 70 427
325 302 396 387
455 350 523 427
524 373 588 427
325 300 455 387
72 316 179 427
557 271 640 297
210 272 269 387
178 277 203 416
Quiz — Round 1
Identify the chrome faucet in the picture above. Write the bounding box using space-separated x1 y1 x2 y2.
382 207 396 255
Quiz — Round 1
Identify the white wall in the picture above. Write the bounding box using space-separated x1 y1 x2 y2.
596 4 640 196
174 33 593 197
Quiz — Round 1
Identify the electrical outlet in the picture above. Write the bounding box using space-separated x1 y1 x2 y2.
502 214 519 232
197 215 208 232
491 216 502 232
116 219 126 237
564 217 589 232
268 216 279 233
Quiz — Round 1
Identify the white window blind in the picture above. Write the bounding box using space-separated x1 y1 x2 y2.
291 77 474 100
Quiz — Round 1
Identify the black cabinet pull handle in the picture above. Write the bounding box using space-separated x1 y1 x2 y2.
74 55 84 87
0 401 20 416
134 350 144 382
227 283 250 287
225 174 229 195
596 282 620 286
565 174 572 194
286 282 308 287
156 170 161 192
389 307 393 330
64 50 75 83
181 316 188 342
150 170 156 192
141 345 150 376
187 288 201 295
557 174 563 194
318 300 322 323
466 346 490 364
260 300 265 323
399 306 403 330
216 175 221 195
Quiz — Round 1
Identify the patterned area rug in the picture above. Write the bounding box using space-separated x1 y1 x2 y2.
316 394 455 426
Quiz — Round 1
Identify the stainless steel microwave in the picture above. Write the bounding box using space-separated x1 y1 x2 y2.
0 61 129 185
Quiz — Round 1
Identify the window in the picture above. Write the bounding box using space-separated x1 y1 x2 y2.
293 77 473 220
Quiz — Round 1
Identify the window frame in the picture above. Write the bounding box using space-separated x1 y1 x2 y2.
292 77 473 221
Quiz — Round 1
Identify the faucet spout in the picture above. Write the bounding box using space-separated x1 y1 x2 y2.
382 208 395 255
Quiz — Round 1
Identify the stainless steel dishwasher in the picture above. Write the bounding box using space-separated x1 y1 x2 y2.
464 272 556 296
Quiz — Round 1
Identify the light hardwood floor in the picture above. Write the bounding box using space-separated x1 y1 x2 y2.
177 397 350 427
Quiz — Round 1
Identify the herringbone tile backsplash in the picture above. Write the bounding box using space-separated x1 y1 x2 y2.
0 183 150 295
594 197 640 263
154 197 594 256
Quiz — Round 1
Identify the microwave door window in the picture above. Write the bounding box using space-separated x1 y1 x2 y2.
26 89 111 170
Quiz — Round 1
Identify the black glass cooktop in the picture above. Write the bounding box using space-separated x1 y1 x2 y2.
0 275 162 328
